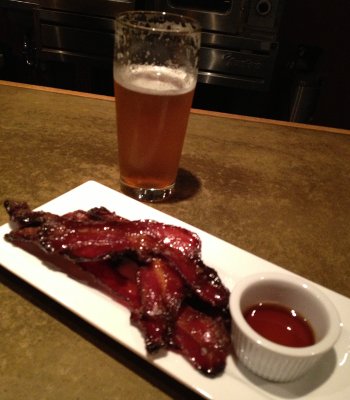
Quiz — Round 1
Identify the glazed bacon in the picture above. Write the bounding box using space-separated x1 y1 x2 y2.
131 257 185 352
172 305 231 376
38 219 227 308
6 202 228 308
4 200 231 376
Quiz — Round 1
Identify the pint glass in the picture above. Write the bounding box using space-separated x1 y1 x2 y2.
114 11 201 202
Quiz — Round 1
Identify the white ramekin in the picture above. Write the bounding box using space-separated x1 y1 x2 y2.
229 272 342 382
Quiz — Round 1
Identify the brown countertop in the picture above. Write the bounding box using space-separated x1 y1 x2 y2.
1 80 350 399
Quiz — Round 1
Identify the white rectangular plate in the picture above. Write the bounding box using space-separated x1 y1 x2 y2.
0 181 349 399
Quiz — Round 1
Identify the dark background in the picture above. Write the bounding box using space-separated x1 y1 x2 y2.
0 0 349 129
191 0 350 130
273 0 350 129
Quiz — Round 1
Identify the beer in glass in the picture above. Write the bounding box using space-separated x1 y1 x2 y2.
114 11 201 202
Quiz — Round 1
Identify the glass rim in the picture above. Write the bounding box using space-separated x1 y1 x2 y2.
115 10 201 34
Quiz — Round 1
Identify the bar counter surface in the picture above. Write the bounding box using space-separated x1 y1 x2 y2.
0 81 350 400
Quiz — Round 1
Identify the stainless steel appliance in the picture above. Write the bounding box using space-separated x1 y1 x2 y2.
1 0 285 115
152 0 285 91
37 0 136 93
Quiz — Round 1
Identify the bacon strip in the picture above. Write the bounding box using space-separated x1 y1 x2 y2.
78 259 140 310
4 200 231 376
131 257 185 352
40 220 227 308
171 305 231 376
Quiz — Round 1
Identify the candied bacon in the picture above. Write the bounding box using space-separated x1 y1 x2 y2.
38 219 201 260
4 200 231 376
171 305 231 376
4 200 60 227
131 257 185 352
34 219 228 308
78 259 140 310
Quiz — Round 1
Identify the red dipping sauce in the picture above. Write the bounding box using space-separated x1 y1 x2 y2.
244 302 315 347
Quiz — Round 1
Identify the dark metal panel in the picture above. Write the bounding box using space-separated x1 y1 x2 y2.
201 32 275 53
39 47 112 66
40 23 114 57
197 70 265 91
0 0 40 8
39 0 135 17
198 45 277 90
152 0 245 35
39 9 115 31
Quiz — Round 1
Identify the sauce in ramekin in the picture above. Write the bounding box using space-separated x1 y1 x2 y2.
244 302 315 347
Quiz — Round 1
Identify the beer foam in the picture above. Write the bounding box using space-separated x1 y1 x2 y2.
114 65 196 95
